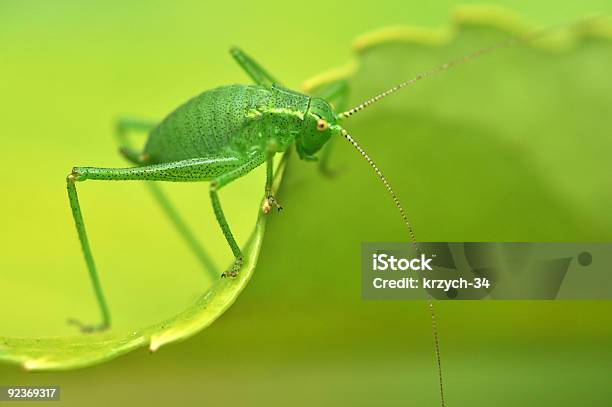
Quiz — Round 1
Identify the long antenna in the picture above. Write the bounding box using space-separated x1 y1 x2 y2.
338 15 603 406
338 15 601 120
340 129 446 407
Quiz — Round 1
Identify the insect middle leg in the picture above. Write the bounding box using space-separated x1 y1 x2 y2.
114 117 219 277
66 156 242 332
208 154 268 277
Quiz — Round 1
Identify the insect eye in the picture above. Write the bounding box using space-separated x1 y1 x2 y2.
316 119 329 131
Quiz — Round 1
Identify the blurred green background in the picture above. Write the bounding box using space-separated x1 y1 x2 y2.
1 0 611 406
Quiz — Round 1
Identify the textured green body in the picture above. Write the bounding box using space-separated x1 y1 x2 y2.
64 47 341 334
143 84 310 168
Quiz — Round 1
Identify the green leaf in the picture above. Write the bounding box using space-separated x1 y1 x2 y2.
0 157 287 371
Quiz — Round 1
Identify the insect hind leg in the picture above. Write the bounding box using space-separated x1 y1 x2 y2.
65 157 240 332
230 47 280 87
66 173 111 333
208 154 267 278
114 118 220 278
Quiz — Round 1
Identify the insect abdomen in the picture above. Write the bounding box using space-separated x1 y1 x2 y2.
143 84 271 163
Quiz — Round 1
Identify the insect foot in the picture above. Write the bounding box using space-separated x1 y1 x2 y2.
66 318 109 334
221 257 244 279
262 195 283 214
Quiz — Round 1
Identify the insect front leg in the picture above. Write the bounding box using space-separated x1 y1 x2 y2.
230 47 280 87
209 154 267 278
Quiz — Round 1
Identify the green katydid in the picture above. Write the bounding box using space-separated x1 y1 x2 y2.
67 40 521 333
66 47 399 333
